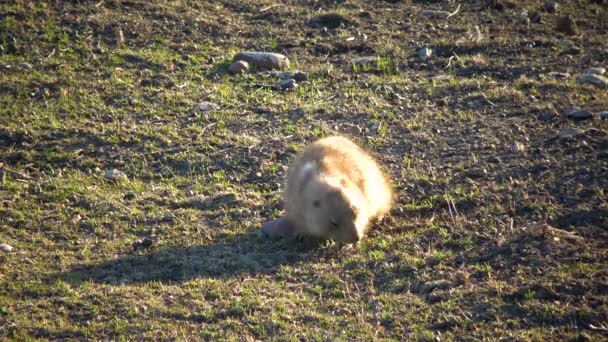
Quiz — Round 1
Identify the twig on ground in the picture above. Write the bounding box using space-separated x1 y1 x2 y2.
260 5 282 13
447 4 461 19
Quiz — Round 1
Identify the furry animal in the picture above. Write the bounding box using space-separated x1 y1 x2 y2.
284 136 392 242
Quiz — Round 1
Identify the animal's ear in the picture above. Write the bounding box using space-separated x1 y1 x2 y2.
299 161 317 179
297 161 317 193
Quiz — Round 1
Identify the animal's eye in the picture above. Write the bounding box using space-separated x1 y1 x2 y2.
313 200 320 208
329 219 338 227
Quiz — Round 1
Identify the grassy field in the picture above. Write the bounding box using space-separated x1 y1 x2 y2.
1 0 607 340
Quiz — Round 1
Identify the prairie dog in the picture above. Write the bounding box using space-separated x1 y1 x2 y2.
284 136 392 242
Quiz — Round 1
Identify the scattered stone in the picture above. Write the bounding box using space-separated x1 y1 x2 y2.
546 72 571 79
465 168 487 178
309 13 351 29
194 101 220 113
370 122 382 134
104 169 128 181
555 15 577 35
585 67 606 75
539 112 558 121
352 57 377 68
279 79 298 91
559 128 585 139
576 74 608 88
140 74 175 88
597 111 608 119
132 237 154 250
416 47 433 59
272 70 307 82
261 216 296 238
342 123 363 136
559 39 575 48
563 107 594 119
543 1 559 13
0 243 14 253
20 62 33 70
512 142 525 153
228 60 249 74
233 52 290 70
392 207 405 217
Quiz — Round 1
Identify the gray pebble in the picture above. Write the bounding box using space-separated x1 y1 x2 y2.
563 107 594 119
585 67 606 76
105 169 128 181
233 52 290 70
546 72 571 79
416 47 433 59
544 1 559 13
0 243 14 253
577 74 608 88
559 128 585 139
279 79 298 90
194 101 219 113
228 60 249 74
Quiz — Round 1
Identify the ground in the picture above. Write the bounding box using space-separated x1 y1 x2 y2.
1 0 607 340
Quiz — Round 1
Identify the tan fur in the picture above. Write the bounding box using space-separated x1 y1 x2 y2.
284 136 393 242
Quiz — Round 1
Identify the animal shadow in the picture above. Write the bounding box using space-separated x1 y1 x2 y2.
57 233 320 285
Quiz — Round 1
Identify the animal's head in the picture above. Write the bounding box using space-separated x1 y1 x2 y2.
300 166 368 242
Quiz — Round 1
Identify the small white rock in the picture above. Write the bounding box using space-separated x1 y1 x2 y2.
512 142 525 153
194 101 219 113
233 52 290 70
585 67 606 75
0 243 14 253
279 79 298 90
577 74 608 88
104 169 128 181
417 47 433 59
559 128 585 139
